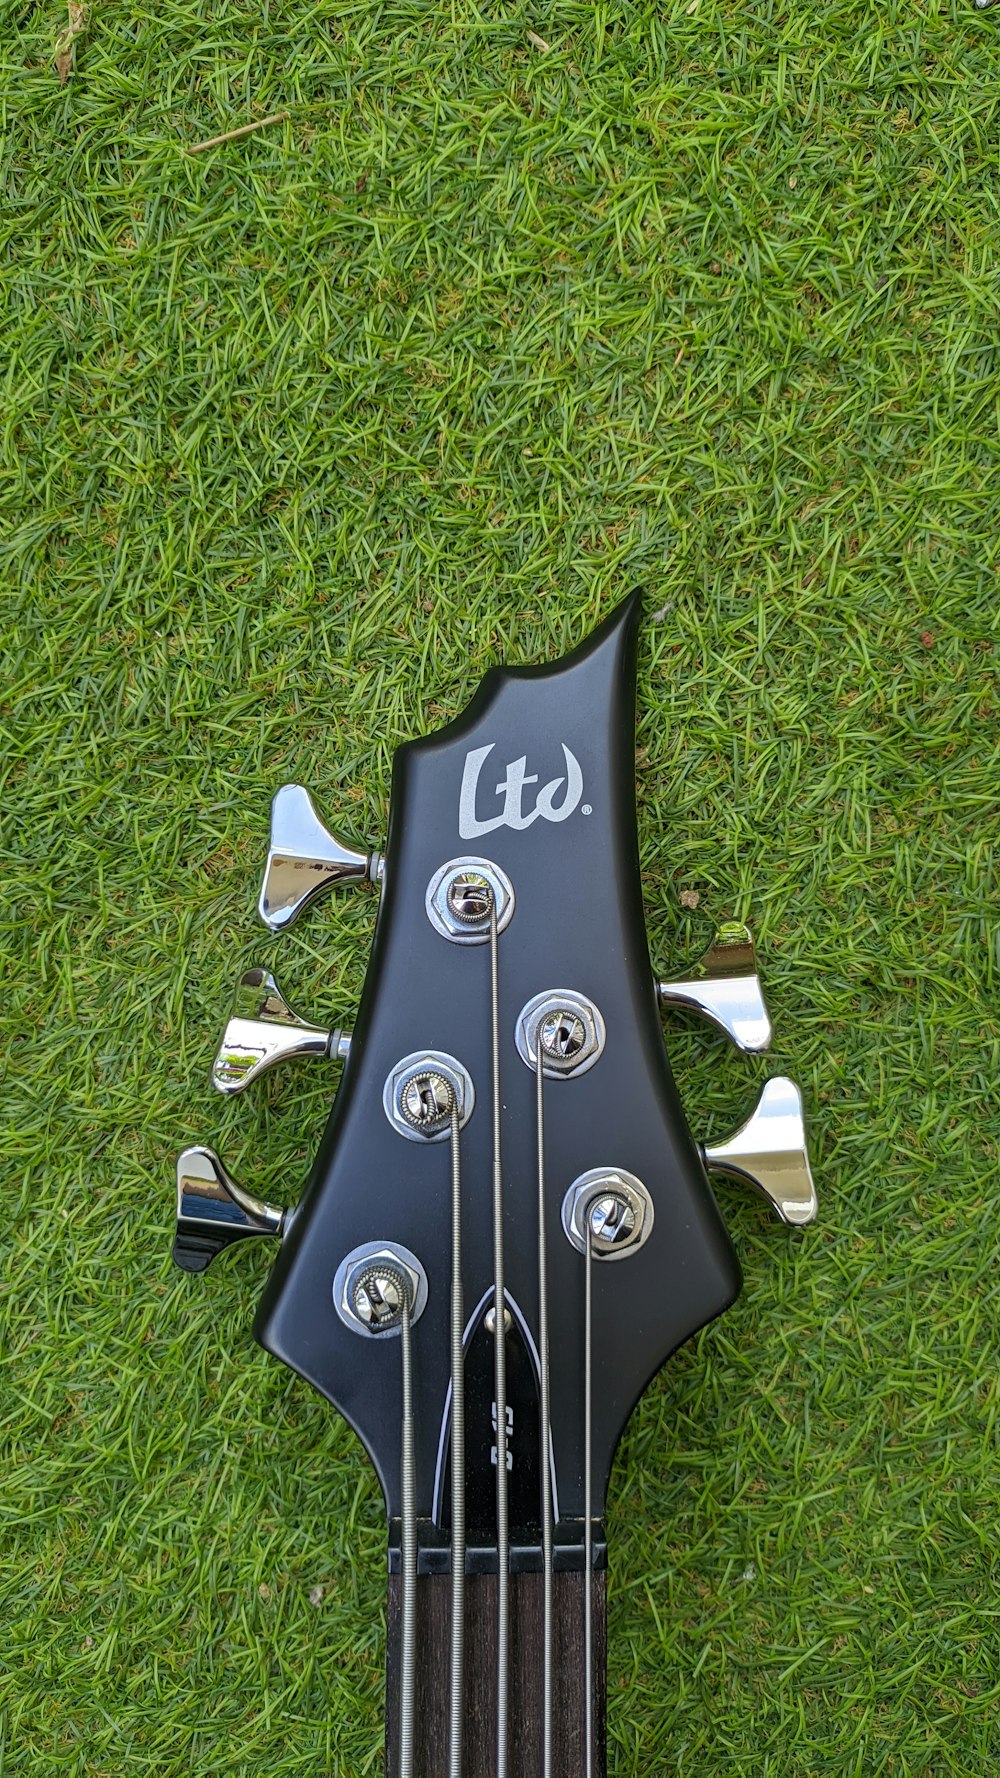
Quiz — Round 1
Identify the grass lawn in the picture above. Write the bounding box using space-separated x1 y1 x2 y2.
3 3 998 1773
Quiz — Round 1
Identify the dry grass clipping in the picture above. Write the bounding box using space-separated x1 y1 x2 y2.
54 1 87 84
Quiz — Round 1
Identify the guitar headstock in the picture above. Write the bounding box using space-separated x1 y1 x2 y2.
174 593 816 1771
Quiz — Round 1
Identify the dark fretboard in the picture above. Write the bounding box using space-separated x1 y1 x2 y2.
385 1568 606 1778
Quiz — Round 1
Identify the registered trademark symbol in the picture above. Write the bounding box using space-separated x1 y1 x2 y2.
581 804 592 815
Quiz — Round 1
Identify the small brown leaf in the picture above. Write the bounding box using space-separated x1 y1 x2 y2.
919 630 935 649
679 889 700 910
309 1584 324 1607
55 1 88 85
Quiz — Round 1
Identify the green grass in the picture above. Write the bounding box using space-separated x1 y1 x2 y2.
2 2 999 1772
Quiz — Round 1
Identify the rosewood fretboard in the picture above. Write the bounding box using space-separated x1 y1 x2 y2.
385 1569 606 1778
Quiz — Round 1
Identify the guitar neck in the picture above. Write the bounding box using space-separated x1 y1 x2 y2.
385 1565 607 1777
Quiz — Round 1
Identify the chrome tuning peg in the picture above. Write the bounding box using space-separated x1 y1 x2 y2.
702 1076 817 1227
658 920 772 1053
173 1147 285 1273
259 784 382 932
212 967 351 1095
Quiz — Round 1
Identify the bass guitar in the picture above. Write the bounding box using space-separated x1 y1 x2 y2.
173 592 816 1775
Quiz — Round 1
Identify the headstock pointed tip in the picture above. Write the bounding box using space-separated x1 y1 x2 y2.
601 584 643 639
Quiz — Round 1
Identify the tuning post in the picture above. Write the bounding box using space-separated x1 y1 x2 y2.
562 1168 654 1260
258 784 381 932
384 1051 475 1143
515 989 606 1080
540 1009 587 1064
350 1263 412 1332
447 870 494 925
658 920 772 1053
334 1241 429 1337
425 856 515 945
702 1076 817 1226
173 1146 285 1273
588 1192 636 1250
398 1070 455 1134
212 967 351 1094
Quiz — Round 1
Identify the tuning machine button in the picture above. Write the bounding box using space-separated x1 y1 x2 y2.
173 1146 285 1273
658 920 772 1053
212 967 351 1095
259 784 382 932
702 1076 817 1227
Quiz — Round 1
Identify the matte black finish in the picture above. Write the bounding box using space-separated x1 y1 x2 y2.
254 593 741 1533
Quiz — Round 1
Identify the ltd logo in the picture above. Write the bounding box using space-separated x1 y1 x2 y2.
458 742 585 839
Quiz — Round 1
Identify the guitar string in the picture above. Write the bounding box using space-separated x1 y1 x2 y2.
490 899 510 1778
584 1218 594 1778
536 1046 553 1778
448 1104 465 1778
399 1292 416 1778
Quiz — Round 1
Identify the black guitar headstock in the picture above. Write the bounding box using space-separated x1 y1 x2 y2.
173 594 816 1777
